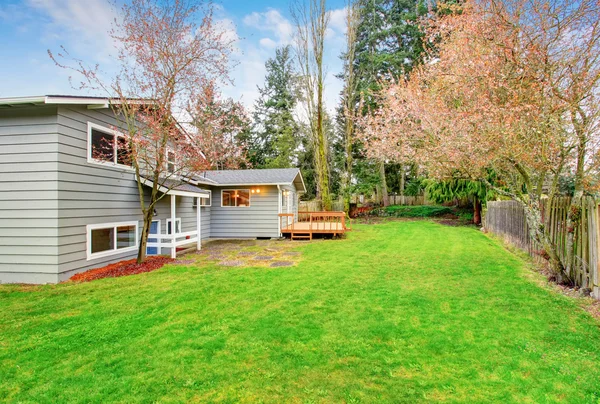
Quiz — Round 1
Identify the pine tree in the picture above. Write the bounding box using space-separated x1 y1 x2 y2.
250 46 300 168
345 0 428 205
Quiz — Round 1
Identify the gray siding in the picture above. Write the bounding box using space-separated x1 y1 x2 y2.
0 106 61 283
210 185 280 238
54 106 143 280
0 105 206 283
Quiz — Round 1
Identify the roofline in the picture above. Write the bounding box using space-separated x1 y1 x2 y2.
292 169 307 193
140 178 210 198
0 95 151 109
210 182 296 187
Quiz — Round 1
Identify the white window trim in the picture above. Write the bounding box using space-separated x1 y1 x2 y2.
193 190 212 207
87 122 134 171
166 218 182 235
86 221 139 261
166 147 177 173
221 189 251 208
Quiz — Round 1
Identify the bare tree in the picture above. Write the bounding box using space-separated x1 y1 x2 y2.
340 0 361 213
291 0 333 210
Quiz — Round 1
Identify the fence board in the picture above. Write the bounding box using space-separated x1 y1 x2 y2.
486 197 600 299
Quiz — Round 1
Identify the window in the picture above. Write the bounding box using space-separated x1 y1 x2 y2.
222 189 250 207
88 122 132 168
166 218 181 234
167 149 176 173
193 191 212 207
282 190 290 207
87 221 138 260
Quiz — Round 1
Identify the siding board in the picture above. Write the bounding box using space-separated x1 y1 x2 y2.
0 106 59 282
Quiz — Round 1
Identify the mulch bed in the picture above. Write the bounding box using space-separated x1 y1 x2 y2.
69 257 174 283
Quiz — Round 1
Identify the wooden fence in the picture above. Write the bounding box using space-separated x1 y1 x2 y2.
388 195 432 206
300 195 430 212
299 200 345 212
485 197 600 298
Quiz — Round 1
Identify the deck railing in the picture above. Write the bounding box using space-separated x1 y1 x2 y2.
147 230 198 258
278 211 347 236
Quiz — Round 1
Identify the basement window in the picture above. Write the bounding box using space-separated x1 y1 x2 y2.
87 221 138 260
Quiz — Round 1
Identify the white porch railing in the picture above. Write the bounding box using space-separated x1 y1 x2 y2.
147 230 198 258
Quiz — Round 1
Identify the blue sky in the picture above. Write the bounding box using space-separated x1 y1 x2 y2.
0 0 348 113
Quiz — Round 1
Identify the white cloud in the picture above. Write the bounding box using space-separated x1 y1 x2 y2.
329 7 348 35
243 8 294 48
259 38 278 49
27 0 118 57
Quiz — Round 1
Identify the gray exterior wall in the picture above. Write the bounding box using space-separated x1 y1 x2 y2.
0 103 297 283
210 185 281 238
55 106 142 281
0 105 207 283
0 106 61 283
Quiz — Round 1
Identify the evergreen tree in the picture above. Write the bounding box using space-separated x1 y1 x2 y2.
250 46 300 168
355 0 428 106
340 0 429 205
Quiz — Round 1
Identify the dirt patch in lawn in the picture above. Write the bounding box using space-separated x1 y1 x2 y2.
69 257 174 283
184 238 305 269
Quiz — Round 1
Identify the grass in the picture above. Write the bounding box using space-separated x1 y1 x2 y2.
2 221 600 403
375 205 454 217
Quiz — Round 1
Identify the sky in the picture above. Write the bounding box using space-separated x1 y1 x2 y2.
0 0 348 114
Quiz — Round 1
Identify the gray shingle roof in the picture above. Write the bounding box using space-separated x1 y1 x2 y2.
198 168 302 186
141 176 210 196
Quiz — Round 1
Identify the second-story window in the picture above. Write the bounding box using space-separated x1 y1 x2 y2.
88 122 131 168
167 149 176 173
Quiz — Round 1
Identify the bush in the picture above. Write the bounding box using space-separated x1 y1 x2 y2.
372 205 453 218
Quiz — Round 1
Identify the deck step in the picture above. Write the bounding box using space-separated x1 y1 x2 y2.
292 233 312 240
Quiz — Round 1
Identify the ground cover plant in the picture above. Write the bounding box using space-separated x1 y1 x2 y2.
372 204 453 218
2 221 600 402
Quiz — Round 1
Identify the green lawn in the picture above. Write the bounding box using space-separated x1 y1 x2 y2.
2 221 600 403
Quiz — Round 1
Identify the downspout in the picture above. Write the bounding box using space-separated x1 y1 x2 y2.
277 185 282 237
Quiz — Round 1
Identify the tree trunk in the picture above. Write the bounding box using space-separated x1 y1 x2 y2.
473 197 482 225
379 160 389 207
343 124 353 214
399 163 405 197
137 208 153 264
522 199 567 281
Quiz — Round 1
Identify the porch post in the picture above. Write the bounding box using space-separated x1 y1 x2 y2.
170 194 176 259
196 196 202 251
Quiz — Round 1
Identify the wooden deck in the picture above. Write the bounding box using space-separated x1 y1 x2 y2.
279 211 348 240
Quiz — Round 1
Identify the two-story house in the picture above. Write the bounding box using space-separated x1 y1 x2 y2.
0 95 306 284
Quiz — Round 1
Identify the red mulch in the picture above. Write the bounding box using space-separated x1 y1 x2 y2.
69 256 174 283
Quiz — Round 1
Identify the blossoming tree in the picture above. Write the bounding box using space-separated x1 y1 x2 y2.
357 0 600 278
50 0 242 262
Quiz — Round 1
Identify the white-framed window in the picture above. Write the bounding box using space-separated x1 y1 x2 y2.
221 189 250 207
166 148 176 173
86 221 138 260
166 218 181 234
282 190 289 208
87 122 133 169
193 190 212 207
